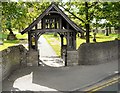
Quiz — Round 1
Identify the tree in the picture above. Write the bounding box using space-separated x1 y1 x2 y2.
2 2 50 40
2 2 27 40
59 1 120 42
59 2 100 43
92 2 120 35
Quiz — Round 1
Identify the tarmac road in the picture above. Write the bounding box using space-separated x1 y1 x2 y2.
98 81 119 91
82 73 120 93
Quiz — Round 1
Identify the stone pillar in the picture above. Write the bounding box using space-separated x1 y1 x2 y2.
27 50 39 66
67 50 78 66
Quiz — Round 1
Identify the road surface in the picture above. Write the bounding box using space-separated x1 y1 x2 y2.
98 81 119 91
83 74 120 93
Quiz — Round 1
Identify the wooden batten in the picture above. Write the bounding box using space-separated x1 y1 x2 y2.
59 16 62 29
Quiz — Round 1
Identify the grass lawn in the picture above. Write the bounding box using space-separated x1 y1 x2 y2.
76 33 119 49
0 33 28 51
43 33 119 56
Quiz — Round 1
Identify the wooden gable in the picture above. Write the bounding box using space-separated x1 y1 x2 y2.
21 3 84 34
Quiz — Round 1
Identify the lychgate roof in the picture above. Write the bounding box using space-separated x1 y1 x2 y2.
21 3 84 34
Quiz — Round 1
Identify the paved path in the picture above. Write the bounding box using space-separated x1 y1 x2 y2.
38 36 64 67
2 61 118 92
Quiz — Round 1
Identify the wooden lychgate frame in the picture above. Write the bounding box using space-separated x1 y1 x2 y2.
21 3 84 59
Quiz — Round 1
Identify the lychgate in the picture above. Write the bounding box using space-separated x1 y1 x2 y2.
21 3 84 66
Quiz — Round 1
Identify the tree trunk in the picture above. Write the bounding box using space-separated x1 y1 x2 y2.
109 27 111 34
7 28 17 40
85 2 90 43
8 28 14 34
105 27 109 36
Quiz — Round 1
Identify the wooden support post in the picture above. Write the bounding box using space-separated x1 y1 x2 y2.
28 31 32 50
73 32 76 50
66 23 71 50
35 24 38 51
67 32 70 47
50 19 52 29
41 19 43 29
42 19 45 29
67 23 69 29
60 34 64 58
55 18 57 29
85 2 90 43
59 17 62 29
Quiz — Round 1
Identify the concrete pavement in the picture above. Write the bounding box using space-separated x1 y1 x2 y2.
38 36 64 67
2 61 118 92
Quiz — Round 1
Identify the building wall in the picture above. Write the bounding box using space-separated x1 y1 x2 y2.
78 40 119 65
1 45 28 81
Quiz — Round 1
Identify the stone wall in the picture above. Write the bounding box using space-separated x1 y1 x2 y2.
78 40 119 65
1 45 28 81
27 50 39 66
67 50 78 66
0 51 2 92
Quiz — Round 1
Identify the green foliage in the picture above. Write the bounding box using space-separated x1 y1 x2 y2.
2 2 50 33
2 2 28 35
59 2 120 30
95 2 120 28
1 2 120 43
